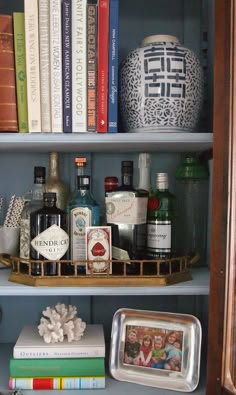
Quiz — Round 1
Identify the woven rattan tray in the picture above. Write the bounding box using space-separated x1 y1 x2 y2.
0 255 192 287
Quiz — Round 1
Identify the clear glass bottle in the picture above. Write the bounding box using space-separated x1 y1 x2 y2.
137 153 151 192
19 166 46 272
146 173 175 272
30 192 69 276
174 156 209 265
105 161 148 274
67 175 100 273
45 152 70 210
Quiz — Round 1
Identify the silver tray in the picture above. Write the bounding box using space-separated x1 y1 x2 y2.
109 308 202 392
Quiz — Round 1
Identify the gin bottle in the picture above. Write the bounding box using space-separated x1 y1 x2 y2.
67 175 100 273
19 166 46 272
147 173 175 269
30 192 69 276
105 161 148 274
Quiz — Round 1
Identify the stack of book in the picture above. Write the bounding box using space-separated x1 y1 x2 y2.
9 324 106 390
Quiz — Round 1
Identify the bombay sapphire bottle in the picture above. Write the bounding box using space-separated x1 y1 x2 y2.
67 175 100 273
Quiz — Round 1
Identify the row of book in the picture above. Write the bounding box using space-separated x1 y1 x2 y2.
9 324 106 390
0 0 119 134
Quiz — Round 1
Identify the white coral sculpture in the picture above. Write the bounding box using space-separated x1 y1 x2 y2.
38 303 86 343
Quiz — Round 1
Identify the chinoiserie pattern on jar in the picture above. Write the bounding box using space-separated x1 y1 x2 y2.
119 35 204 133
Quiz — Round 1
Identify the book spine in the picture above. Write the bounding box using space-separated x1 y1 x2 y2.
38 0 51 132
13 13 28 133
24 0 41 132
0 14 18 132
50 0 63 132
10 357 105 377
108 0 119 133
62 0 72 133
72 0 87 132
13 347 105 359
87 2 97 132
9 377 106 390
97 0 109 133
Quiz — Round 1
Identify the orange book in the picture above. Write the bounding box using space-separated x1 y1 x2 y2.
0 14 18 132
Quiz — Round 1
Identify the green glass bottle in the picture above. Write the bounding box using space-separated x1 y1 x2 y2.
146 173 175 273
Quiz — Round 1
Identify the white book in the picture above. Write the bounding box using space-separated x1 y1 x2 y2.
50 0 63 132
13 324 105 359
39 0 51 132
72 0 87 132
24 0 41 132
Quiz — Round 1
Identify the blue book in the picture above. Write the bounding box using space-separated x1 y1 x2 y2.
62 0 72 132
108 0 119 133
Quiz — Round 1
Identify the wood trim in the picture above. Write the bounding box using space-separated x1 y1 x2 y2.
206 0 232 394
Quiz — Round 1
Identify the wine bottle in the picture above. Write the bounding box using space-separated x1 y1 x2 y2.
67 175 100 274
105 161 148 274
19 166 46 273
146 173 175 273
45 152 70 210
30 192 69 276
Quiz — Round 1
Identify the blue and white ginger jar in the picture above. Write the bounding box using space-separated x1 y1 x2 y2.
119 35 204 133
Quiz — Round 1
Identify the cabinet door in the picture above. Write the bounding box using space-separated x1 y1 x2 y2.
207 0 236 394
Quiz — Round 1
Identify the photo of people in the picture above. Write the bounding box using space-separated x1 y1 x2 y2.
123 325 183 372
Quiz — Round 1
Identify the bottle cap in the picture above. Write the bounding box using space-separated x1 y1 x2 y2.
43 192 57 200
175 156 209 179
77 175 90 187
75 157 87 167
156 173 168 189
34 166 46 178
104 176 118 191
122 161 133 175
138 153 151 168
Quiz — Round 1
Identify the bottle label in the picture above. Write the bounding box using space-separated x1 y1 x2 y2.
31 224 69 260
105 197 148 225
70 207 92 261
86 226 112 274
20 218 30 259
147 221 171 251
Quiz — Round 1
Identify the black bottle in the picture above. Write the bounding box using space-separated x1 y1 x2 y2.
30 192 69 276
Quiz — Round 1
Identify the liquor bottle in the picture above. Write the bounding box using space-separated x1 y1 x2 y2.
175 156 209 265
67 175 100 273
45 152 70 210
30 192 69 276
19 166 46 273
137 153 151 192
71 157 87 197
146 173 175 273
105 161 148 274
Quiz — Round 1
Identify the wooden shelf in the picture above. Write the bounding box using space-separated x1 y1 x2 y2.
0 267 210 296
0 132 213 153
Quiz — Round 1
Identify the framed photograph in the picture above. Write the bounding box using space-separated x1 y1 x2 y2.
109 308 202 392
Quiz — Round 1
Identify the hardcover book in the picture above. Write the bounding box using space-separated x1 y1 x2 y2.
0 14 18 132
50 0 63 132
24 0 42 132
13 324 105 359
38 0 51 132
13 12 28 133
72 0 87 132
9 376 106 390
9 357 105 377
108 0 119 133
62 0 72 133
97 0 109 133
87 1 98 132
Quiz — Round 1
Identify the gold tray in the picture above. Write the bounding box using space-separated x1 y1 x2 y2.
0 255 192 287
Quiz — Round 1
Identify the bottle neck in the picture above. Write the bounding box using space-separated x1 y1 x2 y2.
44 199 57 208
121 174 133 188
48 153 59 179
138 167 151 190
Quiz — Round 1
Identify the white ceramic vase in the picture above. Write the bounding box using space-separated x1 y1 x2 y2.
119 35 204 133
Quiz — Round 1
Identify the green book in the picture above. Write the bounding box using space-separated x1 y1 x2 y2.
13 12 28 133
9 357 105 378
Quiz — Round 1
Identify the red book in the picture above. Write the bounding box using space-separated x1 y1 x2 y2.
97 0 109 132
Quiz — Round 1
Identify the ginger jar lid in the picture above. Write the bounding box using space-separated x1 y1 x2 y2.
141 35 179 47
